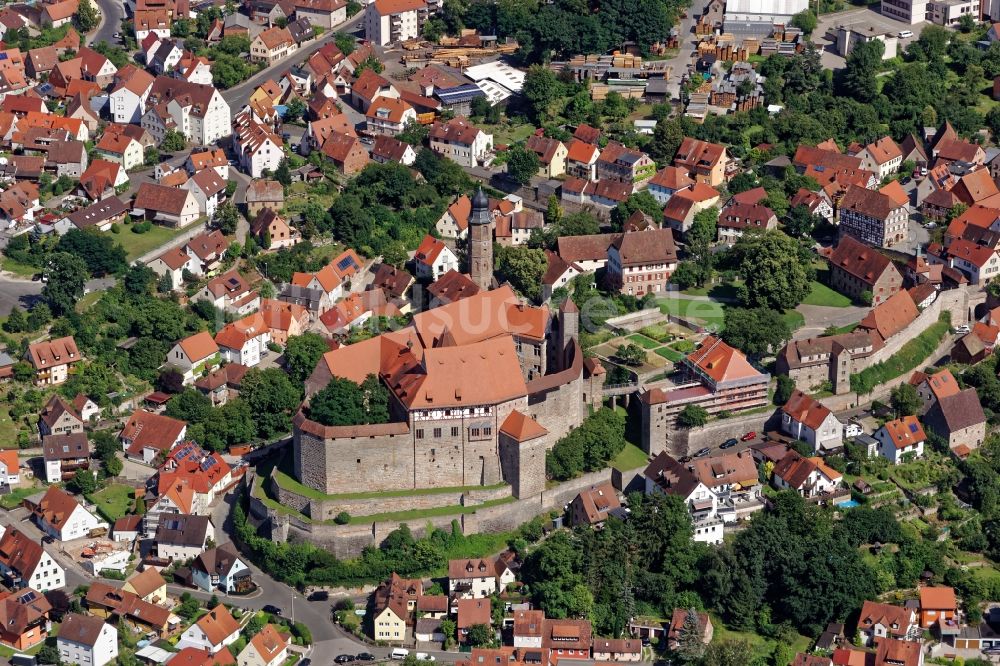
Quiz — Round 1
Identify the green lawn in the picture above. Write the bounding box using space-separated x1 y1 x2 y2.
680 282 741 301
87 483 136 522
851 314 951 394
0 256 38 278
627 333 660 350
346 496 515 525
657 297 726 329
654 347 685 362
802 280 853 308
0 485 40 510
0 411 19 450
710 615 812 659
782 310 805 332
611 443 650 470
828 322 859 336
76 291 102 313
670 339 695 353
114 219 205 261
480 122 536 146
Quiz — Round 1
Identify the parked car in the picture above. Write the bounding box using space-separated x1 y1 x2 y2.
307 591 329 601
357 654 376 662
898 29 913 38
740 431 756 442
360 137 375 145
720 438 738 449
955 324 971 334
694 447 711 458
415 655 436 662
335 656 356 664
262 604 282 615
391 649 410 660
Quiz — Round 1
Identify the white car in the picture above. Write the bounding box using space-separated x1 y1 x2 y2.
415 655 436 662
955 325 971 334
898 29 913 38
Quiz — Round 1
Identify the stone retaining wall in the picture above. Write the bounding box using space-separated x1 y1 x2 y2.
668 410 782 456
270 464 648 558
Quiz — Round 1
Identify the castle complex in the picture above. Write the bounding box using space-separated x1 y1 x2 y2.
294 190 592 500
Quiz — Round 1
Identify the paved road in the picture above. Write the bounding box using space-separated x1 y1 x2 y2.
0 275 116 316
221 12 364 110
90 0 124 46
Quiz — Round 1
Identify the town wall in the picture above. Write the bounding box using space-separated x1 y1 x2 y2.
269 464 648 558
668 410 782 456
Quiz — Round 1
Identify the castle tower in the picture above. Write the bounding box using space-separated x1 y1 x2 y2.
469 187 493 291
557 297 580 372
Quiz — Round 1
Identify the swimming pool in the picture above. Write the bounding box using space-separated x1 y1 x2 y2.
836 499 860 509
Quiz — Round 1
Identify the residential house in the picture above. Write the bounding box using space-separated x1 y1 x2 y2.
37 394 83 437
26 337 80 386
320 131 370 175
772 450 843 497
919 587 957 629
177 605 240 654
194 363 249 406
119 409 187 464
259 299 309 346
0 525 66 592
109 67 155 124
605 228 677 296
0 588 51 651
827 236 903 305
133 183 200 228
30 486 106 541
187 149 229 179
661 183 721 233
929 238 1000 285
57 613 117 666
448 555 514 599
791 187 835 224
875 415 926 465
565 140 600 181
182 169 227 218
592 639 641 662
924 388 987 451
215 313 271 367
426 270 479 308
365 96 417 135
364 0 428 46
156 514 216 561
596 142 655 186
66 197 128 233
643 453 723 543
237 624 290 666
351 69 399 112
250 26 295 64
295 0 347 27
233 109 284 178
457 598 491 644
134 9 172 41
372 134 417 166
717 202 777 245
41 433 89 483
525 134 567 178
148 39 183 75
0 450 19 487
855 136 904 180
250 208 300 251
142 76 231 146
372 573 422 642
166 331 221 385
911 369 961 418
542 618 592 660
667 609 713 651
191 543 251 594
838 184 909 249
122 567 167 605
244 180 284 218
149 245 195 291
94 131 144 171
414 234 459 280
647 166 694 205
857 601 919 646
570 482 622 526
781 390 844 453
436 194 471 239
673 137 728 187
369 263 414 303
77 161 128 201
952 332 988 365
186 229 229 275
429 116 493 167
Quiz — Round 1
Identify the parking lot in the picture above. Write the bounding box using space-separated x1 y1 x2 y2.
812 6 929 69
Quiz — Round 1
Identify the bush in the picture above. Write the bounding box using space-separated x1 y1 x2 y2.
132 221 152 234
545 408 626 480
293 621 313 645
111 223 120 234
334 511 351 524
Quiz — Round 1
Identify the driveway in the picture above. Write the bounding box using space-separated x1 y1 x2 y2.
812 6 927 70
90 0 124 45
793 302 869 340
0 275 117 316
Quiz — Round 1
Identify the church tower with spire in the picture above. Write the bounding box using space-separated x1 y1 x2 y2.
469 187 493 291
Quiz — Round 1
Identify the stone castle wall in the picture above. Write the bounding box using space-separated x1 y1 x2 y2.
267 464 648 558
667 410 782 456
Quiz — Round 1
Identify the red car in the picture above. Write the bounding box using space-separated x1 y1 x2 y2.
740 431 756 442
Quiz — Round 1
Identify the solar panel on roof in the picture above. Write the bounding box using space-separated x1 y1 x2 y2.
337 256 358 271
909 423 918 433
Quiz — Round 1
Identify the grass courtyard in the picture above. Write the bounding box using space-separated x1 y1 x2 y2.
114 219 205 261
802 280 853 308
87 483 136 522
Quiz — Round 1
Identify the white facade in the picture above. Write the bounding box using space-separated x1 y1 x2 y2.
241 135 283 179
40 504 106 542
780 411 844 453
416 244 458 280
645 477 722 544
429 129 493 168
177 614 238 654
773 465 841 496
875 429 925 465
109 86 150 124
881 0 927 23
97 138 144 171
218 331 271 368
58 621 118 666
364 3 422 46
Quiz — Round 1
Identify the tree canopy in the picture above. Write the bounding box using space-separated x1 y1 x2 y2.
307 374 391 427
